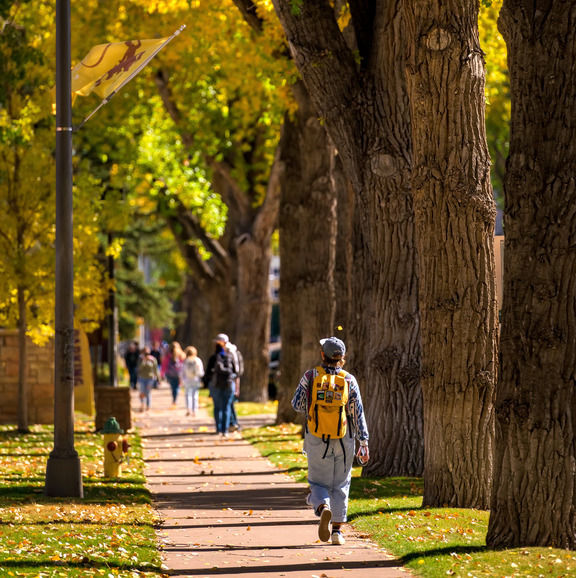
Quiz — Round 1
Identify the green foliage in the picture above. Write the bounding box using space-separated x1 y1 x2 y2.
135 98 227 238
116 0 291 204
115 218 185 341
290 0 303 17
480 0 509 205
63 0 293 344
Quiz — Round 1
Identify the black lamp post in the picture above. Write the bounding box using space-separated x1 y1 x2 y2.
45 0 83 498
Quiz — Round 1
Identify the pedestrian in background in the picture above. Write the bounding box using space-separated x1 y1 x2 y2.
292 336 369 545
150 340 162 389
225 340 243 432
182 346 204 417
124 340 140 390
137 347 160 412
161 341 185 408
203 334 239 436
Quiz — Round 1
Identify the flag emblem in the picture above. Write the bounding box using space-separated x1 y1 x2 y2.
71 37 170 100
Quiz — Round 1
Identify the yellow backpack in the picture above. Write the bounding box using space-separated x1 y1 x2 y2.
307 367 349 439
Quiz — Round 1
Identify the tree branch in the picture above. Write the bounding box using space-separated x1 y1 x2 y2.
166 199 230 281
271 0 364 186
155 68 250 215
154 68 193 148
231 0 263 33
348 0 375 67
252 143 282 243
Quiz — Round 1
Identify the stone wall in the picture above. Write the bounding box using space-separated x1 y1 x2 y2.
0 330 55 424
0 329 132 430
95 386 132 432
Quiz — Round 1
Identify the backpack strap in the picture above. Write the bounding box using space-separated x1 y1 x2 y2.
321 434 331 459
306 367 325 434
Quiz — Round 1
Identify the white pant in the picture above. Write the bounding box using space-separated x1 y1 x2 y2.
303 432 355 523
185 384 200 412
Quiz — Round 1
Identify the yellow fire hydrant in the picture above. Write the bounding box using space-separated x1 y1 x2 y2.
103 416 129 478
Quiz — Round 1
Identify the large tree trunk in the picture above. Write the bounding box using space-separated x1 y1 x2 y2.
175 275 225 363
156 69 279 401
331 151 354 354
276 82 337 423
405 0 498 508
166 202 235 349
17 285 29 434
487 0 576 549
272 0 424 476
233 190 278 402
355 164 422 478
235 238 271 402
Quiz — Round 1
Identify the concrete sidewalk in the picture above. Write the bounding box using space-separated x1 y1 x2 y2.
132 386 410 577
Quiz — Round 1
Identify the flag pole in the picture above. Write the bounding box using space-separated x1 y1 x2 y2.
75 25 186 131
45 0 83 498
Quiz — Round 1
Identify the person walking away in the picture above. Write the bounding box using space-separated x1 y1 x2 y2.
203 334 238 436
137 347 160 412
225 341 243 431
183 346 205 416
124 341 140 390
161 341 185 407
150 340 162 389
292 336 369 545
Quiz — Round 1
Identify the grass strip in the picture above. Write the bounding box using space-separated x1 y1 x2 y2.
243 423 576 578
0 420 166 577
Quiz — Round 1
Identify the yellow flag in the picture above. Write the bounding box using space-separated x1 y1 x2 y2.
71 37 170 100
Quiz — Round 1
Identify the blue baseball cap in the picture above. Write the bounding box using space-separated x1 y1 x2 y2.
320 337 346 359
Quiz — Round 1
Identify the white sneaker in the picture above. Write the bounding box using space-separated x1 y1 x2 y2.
331 531 345 545
318 507 332 542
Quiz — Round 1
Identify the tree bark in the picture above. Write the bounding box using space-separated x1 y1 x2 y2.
275 82 337 423
405 0 498 508
165 197 236 339
487 0 576 548
17 285 29 434
175 275 213 362
331 150 354 354
232 159 281 402
272 0 424 476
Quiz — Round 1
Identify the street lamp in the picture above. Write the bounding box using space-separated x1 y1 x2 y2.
43 3 183 497
45 0 83 498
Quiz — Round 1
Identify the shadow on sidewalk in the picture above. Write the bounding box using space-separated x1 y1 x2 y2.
144 470 294 479
161 519 316 531
154 485 308 511
166 559 401 576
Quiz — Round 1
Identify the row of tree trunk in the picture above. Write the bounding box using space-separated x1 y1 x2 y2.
156 0 576 549
267 0 576 550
